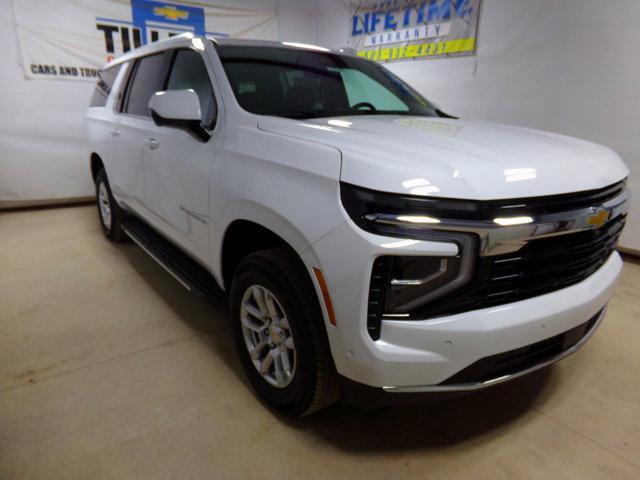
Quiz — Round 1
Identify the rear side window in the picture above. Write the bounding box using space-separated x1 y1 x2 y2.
124 53 166 117
165 49 217 128
90 65 121 107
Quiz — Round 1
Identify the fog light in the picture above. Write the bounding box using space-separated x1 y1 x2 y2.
366 251 474 340
385 256 465 313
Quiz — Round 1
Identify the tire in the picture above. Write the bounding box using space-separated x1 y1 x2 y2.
95 168 128 242
230 247 340 416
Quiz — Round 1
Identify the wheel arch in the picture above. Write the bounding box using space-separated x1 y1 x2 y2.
220 219 290 291
216 203 316 291
90 152 104 182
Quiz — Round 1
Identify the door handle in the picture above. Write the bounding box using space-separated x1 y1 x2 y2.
109 128 120 138
144 138 159 150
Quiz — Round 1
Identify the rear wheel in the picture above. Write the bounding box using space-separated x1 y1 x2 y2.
230 248 339 416
95 169 127 242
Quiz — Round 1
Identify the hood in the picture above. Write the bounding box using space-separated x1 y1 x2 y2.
257 115 628 200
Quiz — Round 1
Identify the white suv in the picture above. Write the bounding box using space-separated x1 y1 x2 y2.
86 34 630 415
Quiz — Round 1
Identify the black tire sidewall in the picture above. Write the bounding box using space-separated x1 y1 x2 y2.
230 259 319 415
95 170 115 239
95 169 127 242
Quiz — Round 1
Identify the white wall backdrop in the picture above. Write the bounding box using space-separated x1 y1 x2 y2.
0 0 314 207
314 0 639 251
1 0 637 250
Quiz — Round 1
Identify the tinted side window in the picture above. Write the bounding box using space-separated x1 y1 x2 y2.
165 49 217 128
125 53 166 117
90 65 121 107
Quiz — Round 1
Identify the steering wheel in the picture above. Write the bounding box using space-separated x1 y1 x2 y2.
350 102 377 112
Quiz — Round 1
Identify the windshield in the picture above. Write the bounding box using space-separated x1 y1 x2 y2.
215 45 439 119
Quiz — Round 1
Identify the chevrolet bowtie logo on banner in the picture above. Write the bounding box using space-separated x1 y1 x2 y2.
349 0 482 62
12 0 277 81
153 6 190 21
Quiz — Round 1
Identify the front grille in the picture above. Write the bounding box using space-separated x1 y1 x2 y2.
485 215 625 301
477 180 626 217
440 310 602 385
412 214 625 319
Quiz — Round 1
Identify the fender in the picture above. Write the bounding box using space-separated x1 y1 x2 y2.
212 200 325 287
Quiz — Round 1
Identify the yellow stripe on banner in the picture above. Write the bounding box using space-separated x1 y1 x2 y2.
357 37 476 61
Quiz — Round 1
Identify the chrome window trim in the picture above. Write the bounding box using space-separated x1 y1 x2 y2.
367 188 630 256
383 307 606 393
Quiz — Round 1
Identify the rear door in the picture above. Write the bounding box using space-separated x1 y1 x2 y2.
86 63 129 201
142 48 220 264
114 52 169 217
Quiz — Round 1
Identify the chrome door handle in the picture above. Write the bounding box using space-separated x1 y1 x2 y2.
144 138 159 150
109 128 120 138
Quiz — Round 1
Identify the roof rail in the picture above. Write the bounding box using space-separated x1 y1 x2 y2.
104 32 206 69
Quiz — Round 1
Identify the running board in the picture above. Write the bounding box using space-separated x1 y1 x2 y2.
122 215 226 304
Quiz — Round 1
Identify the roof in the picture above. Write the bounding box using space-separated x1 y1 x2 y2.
213 37 357 56
104 32 196 69
103 33 356 69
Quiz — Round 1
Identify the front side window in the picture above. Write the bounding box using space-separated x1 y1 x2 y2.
216 45 437 119
165 49 217 128
90 65 121 107
124 53 166 117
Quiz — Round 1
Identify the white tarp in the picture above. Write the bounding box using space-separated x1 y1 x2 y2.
0 0 278 209
12 0 278 81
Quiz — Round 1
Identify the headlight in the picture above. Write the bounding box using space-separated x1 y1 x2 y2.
340 182 477 339
340 182 482 238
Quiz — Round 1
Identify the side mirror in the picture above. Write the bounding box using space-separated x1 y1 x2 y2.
148 90 211 142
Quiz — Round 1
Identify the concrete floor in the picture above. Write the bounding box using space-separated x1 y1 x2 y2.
1 205 639 480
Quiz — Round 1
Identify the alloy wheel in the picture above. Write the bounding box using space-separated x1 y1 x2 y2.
240 285 296 388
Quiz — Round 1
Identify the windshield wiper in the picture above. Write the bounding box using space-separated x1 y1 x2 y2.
339 110 435 117
255 110 437 120
255 111 319 119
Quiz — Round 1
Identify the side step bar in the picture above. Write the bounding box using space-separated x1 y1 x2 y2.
122 215 226 304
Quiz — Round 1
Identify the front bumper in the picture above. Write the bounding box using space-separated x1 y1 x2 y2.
310 221 623 390
339 308 604 408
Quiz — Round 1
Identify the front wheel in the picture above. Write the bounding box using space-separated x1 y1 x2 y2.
230 248 339 416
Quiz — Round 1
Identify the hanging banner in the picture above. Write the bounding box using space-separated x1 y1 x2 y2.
12 0 278 81
349 0 481 62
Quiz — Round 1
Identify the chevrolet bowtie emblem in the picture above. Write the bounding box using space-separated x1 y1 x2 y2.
153 6 189 21
586 209 610 228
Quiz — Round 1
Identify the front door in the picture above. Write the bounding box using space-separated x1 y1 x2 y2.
143 48 220 265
